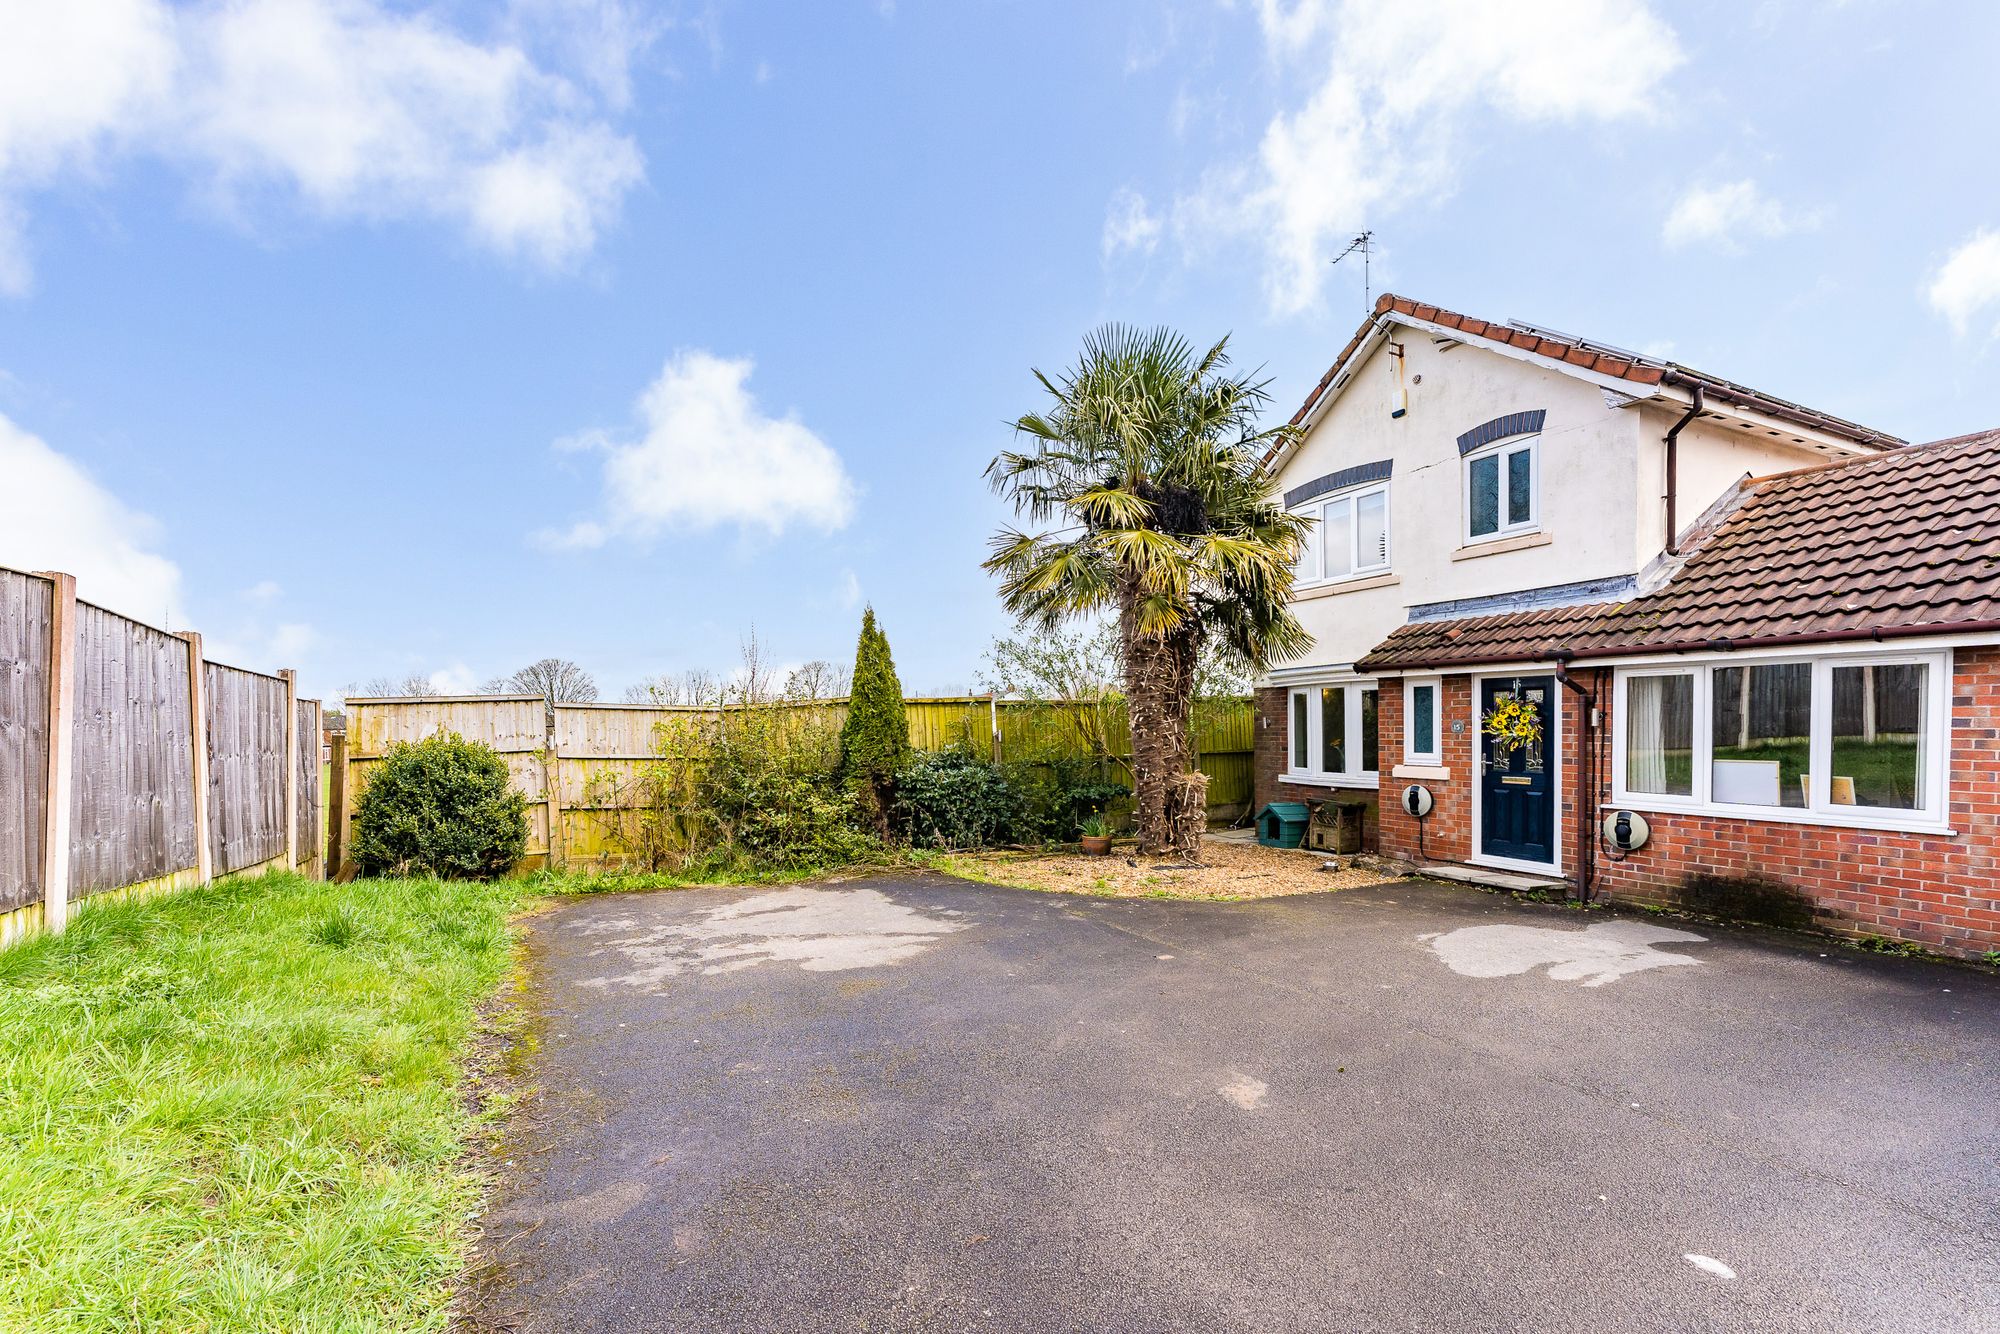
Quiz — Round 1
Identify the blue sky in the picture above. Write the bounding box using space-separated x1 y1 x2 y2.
2 0 1997 703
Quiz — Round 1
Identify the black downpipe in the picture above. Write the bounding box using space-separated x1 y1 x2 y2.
1663 385 1705 555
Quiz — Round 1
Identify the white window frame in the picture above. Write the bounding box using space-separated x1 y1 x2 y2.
1291 482 1391 588
1404 676 1442 765
1609 647 1951 833
1462 435 1539 544
1285 680 1380 787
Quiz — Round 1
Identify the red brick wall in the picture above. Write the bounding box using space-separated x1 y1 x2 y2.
1592 647 2000 959
1366 657 2000 959
1251 687 1379 849
1377 676 1476 863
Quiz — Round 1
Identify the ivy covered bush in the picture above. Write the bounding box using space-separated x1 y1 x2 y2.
350 733 529 879
893 749 1025 849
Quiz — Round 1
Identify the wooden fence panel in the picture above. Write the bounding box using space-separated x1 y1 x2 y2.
0 570 52 913
295 698 321 868
205 663 287 874
68 602 198 897
343 697 551 863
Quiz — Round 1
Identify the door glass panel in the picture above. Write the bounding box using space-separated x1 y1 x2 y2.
1360 688 1379 773
1711 662 1811 807
1291 692 1308 770
1831 663 1925 809
1507 447 1534 526
1323 497 1354 578
1320 686 1346 774
1468 455 1499 536
1357 490 1387 569
1411 684 1436 757
1624 673 1694 796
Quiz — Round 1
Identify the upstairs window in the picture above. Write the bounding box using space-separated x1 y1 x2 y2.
1464 435 1538 542
1293 483 1390 585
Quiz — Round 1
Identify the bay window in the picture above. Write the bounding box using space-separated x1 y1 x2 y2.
1286 682 1380 785
1292 483 1390 586
1613 652 1947 827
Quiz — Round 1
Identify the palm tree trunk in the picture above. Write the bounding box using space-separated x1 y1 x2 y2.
1122 611 1205 861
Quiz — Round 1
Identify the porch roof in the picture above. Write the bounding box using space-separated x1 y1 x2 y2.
1355 427 2000 673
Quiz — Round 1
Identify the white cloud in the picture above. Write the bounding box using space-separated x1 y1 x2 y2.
1927 228 2000 339
1662 179 1817 251
837 568 862 610
1102 187 1162 260
243 578 282 603
428 663 480 694
1181 0 1683 314
0 0 649 293
0 410 184 624
542 351 857 545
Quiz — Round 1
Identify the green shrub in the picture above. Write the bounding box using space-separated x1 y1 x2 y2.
1002 755 1129 842
350 733 529 879
894 748 1024 849
839 607 911 830
641 701 879 873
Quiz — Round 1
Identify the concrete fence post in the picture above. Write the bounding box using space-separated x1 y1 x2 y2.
180 631 213 885
279 669 299 871
36 571 76 933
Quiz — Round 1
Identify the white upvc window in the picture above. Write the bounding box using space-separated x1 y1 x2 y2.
1404 677 1442 765
1286 682 1380 785
1292 483 1390 586
1463 435 1538 542
1611 650 1950 830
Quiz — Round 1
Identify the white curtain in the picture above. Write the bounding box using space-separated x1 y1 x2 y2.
1627 676 1668 794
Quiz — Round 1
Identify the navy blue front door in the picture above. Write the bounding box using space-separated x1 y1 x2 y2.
1479 676 1555 865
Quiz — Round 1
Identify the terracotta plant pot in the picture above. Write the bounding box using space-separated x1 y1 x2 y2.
1079 834 1113 856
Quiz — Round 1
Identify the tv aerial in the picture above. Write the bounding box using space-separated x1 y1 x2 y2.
1331 231 1375 312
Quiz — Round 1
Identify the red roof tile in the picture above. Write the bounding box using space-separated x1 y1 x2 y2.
1354 429 2000 672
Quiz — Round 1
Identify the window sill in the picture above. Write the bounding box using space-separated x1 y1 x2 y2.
1452 531 1550 561
1281 773 1380 790
1601 800 1956 838
1295 571 1400 601
1393 763 1451 780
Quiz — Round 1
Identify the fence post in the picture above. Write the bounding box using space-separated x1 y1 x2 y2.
180 631 213 885
279 669 298 870
37 571 76 933
308 699 323 877
327 731 347 878
544 704 563 871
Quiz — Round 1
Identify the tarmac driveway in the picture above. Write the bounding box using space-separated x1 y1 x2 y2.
461 872 2000 1333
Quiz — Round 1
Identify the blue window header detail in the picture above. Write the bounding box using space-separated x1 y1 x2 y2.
1284 458 1392 509
1456 410 1547 455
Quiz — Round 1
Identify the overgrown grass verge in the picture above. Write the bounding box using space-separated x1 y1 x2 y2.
0 871 525 1333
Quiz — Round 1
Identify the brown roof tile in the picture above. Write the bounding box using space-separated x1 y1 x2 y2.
1354 429 2000 672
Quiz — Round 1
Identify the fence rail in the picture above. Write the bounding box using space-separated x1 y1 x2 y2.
0 565 323 946
338 693 1257 872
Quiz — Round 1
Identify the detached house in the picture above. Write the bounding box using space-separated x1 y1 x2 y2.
1254 293 2000 958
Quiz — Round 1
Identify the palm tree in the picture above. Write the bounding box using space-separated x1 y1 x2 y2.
986 326 1311 860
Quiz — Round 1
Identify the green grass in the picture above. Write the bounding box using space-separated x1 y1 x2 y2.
1637 740 1921 808
0 871 526 1333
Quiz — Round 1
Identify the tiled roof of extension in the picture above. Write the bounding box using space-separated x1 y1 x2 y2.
1276 294 1904 457
1354 428 2000 673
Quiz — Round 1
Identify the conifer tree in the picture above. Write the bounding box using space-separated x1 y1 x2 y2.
839 606 910 833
